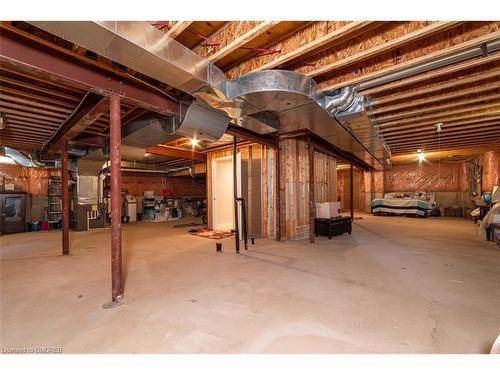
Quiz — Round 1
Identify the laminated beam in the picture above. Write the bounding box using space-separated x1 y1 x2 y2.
225 124 278 148
146 145 207 161
40 93 108 157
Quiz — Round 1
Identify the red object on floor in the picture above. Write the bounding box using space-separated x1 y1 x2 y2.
40 221 48 231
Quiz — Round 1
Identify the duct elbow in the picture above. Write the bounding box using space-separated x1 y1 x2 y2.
322 86 357 115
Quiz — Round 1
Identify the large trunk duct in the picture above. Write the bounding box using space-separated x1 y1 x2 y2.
30 21 408 169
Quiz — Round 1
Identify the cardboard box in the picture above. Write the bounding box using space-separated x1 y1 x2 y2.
316 202 342 219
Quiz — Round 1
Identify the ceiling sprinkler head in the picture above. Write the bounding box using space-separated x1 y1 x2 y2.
435 122 443 133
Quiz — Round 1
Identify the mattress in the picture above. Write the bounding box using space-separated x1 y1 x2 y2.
371 198 428 217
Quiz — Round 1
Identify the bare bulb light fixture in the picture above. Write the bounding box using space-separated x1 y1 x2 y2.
417 149 425 162
190 138 199 147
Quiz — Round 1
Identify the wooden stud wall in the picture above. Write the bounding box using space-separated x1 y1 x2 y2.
280 138 339 240
206 143 277 239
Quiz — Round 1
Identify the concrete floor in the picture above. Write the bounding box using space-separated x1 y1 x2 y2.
1 214 499 354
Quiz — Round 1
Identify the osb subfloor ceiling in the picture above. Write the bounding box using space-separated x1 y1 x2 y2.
1 21 499 162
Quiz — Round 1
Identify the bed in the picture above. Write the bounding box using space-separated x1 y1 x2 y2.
371 198 429 217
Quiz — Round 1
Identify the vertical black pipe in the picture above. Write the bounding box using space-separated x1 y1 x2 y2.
233 136 240 254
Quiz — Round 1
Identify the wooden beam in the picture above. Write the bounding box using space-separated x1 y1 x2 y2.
41 93 108 157
0 100 68 119
165 21 193 39
208 21 280 63
391 145 500 163
146 145 207 161
394 134 500 151
371 82 500 115
378 102 500 128
372 69 500 107
0 94 73 114
385 124 500 142
361 52 500 97
384 120 500 139
381 116 500 136
256 21 380 71
225 124 278 148
320 30 500 90
0 75 82 102
308 22 461 78
0 85 77 108
374 94 500 123
391 142 500 155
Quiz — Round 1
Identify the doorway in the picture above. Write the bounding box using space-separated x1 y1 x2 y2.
211 154 241 231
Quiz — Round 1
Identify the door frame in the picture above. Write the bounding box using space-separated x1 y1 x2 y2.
211 153 242 232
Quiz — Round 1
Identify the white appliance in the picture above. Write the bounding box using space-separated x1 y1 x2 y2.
315 202 342 219
124 194 137 222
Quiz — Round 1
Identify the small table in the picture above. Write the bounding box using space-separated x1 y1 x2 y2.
314 217 352 239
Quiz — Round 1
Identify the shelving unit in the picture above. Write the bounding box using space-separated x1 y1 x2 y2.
47 176 62 230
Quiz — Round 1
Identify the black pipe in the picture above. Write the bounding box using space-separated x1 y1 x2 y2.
233 136 240 254
236 198 248 251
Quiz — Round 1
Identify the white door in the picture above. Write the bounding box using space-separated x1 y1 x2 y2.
212 154 241 232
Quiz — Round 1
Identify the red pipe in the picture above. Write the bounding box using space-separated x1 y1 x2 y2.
110 94 123 303
61 140 69 256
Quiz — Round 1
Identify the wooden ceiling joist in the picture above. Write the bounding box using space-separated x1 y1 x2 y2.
378 102 500 128
373 93 500 122
207 21 280 63
361 52 500 97
0 85 77 109
391 140 499 154
383 119 500 138
391 146 499 163
255 21 381 71
146 145 207 161
375 95 500 124
371 82 500 115
0 94 73 114
385 124 500 142
389 134 500 149
165 21 193 38
307 22 462 78
320 30 500 90
372 68 500 107
381 116 500 137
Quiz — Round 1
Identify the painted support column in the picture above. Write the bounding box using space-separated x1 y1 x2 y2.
60 140 69 256
308 143 315 244
108 94 123 305
350 164 354 220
